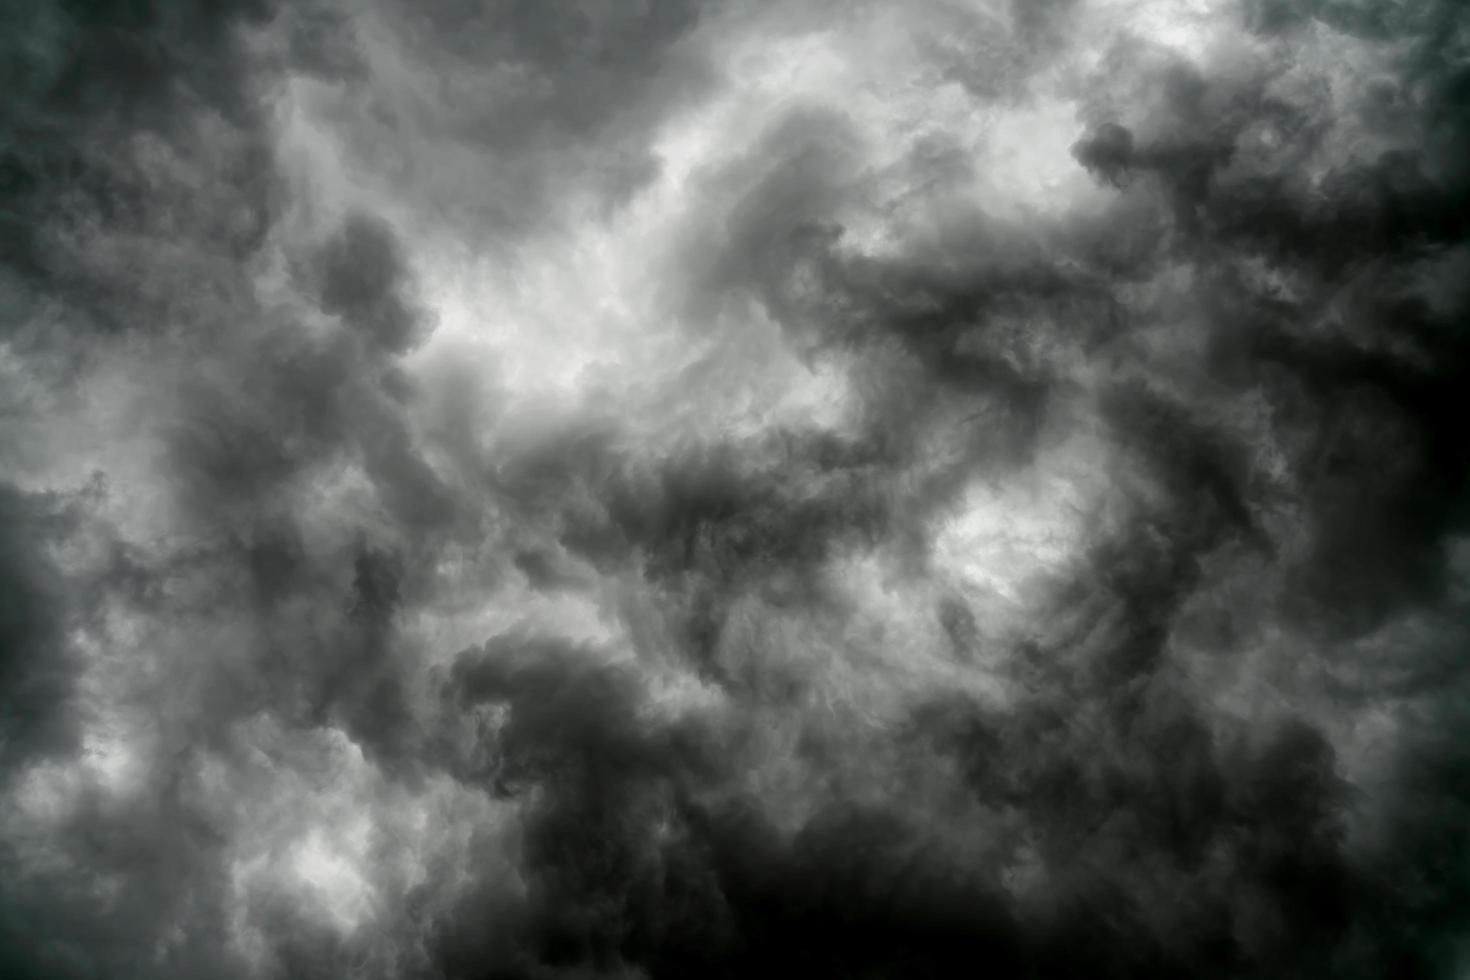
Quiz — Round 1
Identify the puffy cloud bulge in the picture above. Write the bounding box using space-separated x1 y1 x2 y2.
1 0 1468 977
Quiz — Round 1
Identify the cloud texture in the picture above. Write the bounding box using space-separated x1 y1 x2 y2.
2 0 1468 976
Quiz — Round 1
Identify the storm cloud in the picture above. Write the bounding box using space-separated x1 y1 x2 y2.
2 0 1468 977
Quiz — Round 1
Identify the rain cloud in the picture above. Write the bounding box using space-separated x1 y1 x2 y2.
2 0 1469 977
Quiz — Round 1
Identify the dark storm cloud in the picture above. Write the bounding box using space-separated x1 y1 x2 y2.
0 484 84 772
1065 0 1470 642
429 630 1038 979
1051 8 1470 973
922 0 1082 100
292 0 722 242
442 5 1470 977
0 0 279 356
316 212 431 355
3 0 1470 978
0 481 261 980
2 4 469 971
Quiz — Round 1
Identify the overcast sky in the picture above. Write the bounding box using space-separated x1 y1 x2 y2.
2 0 1468 977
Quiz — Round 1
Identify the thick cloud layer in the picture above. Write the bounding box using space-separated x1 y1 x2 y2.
2 0 1468 977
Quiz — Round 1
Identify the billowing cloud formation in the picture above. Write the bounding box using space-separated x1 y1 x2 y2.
2 0 1468 977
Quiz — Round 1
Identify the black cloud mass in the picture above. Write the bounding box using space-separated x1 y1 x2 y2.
2 0 1468 977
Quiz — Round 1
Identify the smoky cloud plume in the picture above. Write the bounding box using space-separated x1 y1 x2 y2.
2 0 1468 977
